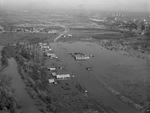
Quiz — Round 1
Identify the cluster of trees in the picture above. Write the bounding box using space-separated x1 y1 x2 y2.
0 45 23 113
122 31 137 38
0 73 21 113
0 43 56 112
92 33 123 40
11 44 56 112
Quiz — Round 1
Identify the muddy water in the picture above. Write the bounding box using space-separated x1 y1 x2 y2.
51 41 143 113
5 58 40 113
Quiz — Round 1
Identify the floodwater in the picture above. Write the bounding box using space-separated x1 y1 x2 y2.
51 41 145 113
5 58 41 113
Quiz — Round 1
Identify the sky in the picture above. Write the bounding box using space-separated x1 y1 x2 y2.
0 0 150 12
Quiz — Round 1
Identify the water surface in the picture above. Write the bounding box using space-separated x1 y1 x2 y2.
51 41 145 113
5 58 41 113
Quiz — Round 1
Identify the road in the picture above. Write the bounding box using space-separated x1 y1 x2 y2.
37 19 69 42
54 24 69 42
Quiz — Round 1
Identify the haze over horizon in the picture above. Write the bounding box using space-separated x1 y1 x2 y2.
0 0 150 13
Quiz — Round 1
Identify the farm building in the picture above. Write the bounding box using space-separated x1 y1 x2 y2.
40 45 50 49
56 74 71 80
73 54 90 60
48 79 55 84
52 72 57 77
46 53 57 58
47 67 56 71
72 53 90 60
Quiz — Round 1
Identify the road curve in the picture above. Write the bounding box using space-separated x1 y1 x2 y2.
37 19 69 43
54 24 69 42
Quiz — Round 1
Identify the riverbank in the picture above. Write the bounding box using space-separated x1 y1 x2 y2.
5 58 41 113
1 43 108 113
0 46 22 113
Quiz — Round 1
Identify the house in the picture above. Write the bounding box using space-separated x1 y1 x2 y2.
40 45 50 49
48 31 51 33
38 43 47 46
74 55 90 60
51 30 57 34
72 53 90 60
48 79 56 84
47 67 56 71
44 48 52 51
32 28 40 33
56 74 71 80
52 72 57 77
68 34 72 37
46 53 57 58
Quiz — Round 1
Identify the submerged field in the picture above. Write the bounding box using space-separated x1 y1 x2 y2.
58 27 150 109
0 11 150 113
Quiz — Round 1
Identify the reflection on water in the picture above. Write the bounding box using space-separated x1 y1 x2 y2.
51 41 145 113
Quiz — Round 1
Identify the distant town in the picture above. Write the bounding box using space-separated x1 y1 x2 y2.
90 13 150 36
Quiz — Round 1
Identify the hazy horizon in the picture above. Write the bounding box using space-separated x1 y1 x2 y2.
0 0 150 13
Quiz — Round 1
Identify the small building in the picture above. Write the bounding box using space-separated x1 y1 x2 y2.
52 72 57 77
74 55 90 60
32 28 40 33
68 34 72 37
120 96 133 104
47 67 56 71
46 53 57 58
133 103 143 111
56 74 71 80
44 48 52 51
51 30 57 34
72 53 90 60
39 43 47 46
48 79 55 84
48 30 57 34
40 45 50 49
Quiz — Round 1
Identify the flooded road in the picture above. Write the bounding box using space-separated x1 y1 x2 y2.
5 58 40 113
51 41 143 113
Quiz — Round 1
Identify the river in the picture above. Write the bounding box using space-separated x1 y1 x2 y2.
50 41 144 113
5 58 41 113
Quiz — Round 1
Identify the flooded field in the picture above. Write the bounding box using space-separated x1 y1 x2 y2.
49 41 150 113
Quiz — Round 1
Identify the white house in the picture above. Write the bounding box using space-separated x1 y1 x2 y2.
46 53 57 58
39 43 47 46
52 72 57 77
74 55 90 60
56 74 71 80
44 48 52 51
47 67 56 71
40 45 50 49
48 79 55 84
